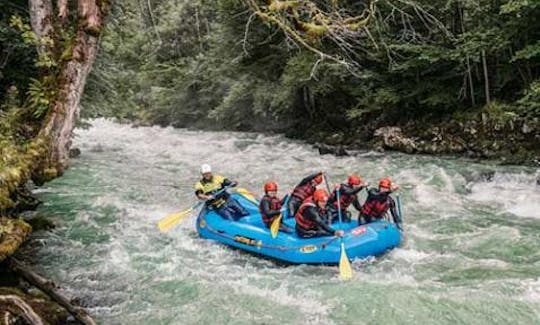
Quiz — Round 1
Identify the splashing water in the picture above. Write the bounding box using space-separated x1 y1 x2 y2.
22 119 540 324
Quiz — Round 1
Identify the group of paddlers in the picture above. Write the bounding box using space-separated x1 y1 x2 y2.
194 164 403 239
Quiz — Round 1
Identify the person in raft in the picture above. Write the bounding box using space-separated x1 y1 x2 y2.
194 164 249 221
327 174 367 223
259 181 293 233
295 189 345 238
359 177 403 230
287 172 324 217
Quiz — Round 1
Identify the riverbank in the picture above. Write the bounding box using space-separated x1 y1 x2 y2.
285 106 540 166
129 106 540 166
0 211 95 323
0 217 65 323
0 215 93 324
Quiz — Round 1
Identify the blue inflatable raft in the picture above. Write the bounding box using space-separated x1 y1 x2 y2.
196 193 403 264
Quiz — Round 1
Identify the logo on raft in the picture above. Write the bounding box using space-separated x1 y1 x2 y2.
299 245 317 253
234 235 262 248
352 226 367 236
199 219 207 228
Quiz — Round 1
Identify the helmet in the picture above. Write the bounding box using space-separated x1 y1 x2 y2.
313 189 329 202
348 175 361 186
313 174 323 185
379 177 392 189
200 164 212 174
264 181 278 192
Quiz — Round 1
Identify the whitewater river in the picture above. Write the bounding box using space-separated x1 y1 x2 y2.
22 119 540 324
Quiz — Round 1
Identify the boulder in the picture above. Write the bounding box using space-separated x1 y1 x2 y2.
316 144 349 156
373 127 417 153
68 148 81 158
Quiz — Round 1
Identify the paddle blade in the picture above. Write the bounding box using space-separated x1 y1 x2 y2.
339 242 353 280
236 187 257 203
157 208 193 233
270 214 282 238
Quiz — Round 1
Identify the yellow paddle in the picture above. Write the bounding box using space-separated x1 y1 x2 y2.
339 242 353 280
270 214 282 238
336 187 353 280
235 187 258 204
157 187 256 233
157 201 203 233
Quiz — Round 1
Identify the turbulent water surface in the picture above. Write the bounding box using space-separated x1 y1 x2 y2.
23 119 540 324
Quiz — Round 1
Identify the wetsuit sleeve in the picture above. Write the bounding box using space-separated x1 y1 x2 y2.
340 185 359 196
388 196 401 224
352 196 362 211
306 206 335 235
327 189 337 205
221 178 237 188
364 188 376 202
261 198 281 218
297 172 322 186
194 181 204 196
339 185 364 211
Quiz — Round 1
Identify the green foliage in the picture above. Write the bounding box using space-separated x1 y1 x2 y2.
0 4 38 102
512 41 540 61
83 0 540 140
516 81 540 117
26 78 52 118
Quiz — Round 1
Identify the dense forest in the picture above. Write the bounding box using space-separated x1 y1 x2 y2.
80 0 539 163
2 1 540 165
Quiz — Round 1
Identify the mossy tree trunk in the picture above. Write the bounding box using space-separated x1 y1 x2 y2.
31 0 110 177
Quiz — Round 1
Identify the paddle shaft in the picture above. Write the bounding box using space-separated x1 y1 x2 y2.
397 195 403 223
323 173 332 195
336 188 343 224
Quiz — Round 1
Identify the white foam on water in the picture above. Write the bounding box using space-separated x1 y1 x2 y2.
468 172 540 219
28 118 540 324
521 278 540 303
389 247 433 262
226 278 335 324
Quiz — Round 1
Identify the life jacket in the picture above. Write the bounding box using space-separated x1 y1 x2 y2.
260 195 282 225
295 197 324 231
291 182 316 201
361 189 389 218
194 174 226 207
330 184 356 210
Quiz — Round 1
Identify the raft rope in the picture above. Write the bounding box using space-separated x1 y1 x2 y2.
200 215 339 252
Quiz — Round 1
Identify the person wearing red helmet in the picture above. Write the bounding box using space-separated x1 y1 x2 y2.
359 177 402 230
295 189 345 238
259 181 292 233
327 174 367 223
287 172 324 217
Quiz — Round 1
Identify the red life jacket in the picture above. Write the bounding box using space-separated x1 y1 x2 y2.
295 197 324 230
260 195 282 225
292 183 316 201
330 185 356 210
361 190 389 218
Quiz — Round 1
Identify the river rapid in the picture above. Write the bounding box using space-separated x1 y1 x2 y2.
22 119 540 324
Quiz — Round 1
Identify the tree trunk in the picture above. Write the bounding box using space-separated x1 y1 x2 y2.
466 55 475 106
38 31 100 173
7 257 97 325
57 0 69 25
459 8 475 106
481 49 491 105
28 0 53 54
0 295 44 325
30 0 110 174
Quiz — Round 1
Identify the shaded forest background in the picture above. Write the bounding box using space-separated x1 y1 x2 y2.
3 0 540 163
